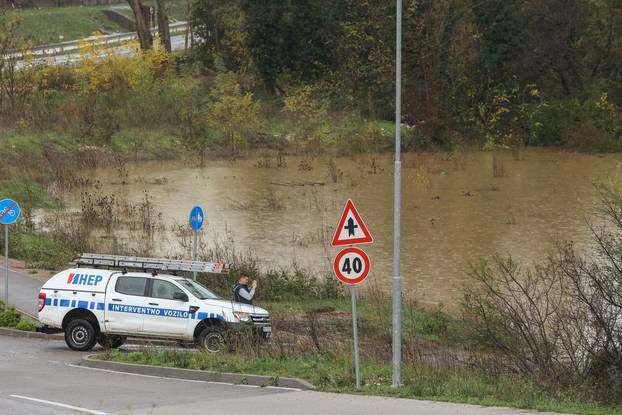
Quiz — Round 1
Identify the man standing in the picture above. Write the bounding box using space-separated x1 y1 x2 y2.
233 273 257 305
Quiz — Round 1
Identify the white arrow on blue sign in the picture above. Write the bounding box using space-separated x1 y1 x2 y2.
189 206 204 231
0 199 20 225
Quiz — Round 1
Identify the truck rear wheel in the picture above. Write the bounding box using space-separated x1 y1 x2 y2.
97 335 126 350
197 327 225 353
65 319 97 351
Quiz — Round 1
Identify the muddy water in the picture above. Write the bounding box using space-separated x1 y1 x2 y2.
59 149 622 308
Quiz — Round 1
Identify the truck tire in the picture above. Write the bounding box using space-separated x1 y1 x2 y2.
97 335 126 350
65 319 97 351
197 327 225 353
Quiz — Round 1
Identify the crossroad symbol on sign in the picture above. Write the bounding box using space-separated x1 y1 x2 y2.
331 199 373 246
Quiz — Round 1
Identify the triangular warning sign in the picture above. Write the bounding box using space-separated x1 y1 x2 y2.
331 199 373 246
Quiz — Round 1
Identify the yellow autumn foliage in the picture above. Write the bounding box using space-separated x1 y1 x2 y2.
72 36 174 96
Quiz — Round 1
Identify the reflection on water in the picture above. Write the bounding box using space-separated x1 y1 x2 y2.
57 149 622 308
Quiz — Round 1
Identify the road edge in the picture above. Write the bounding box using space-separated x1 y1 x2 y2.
0 327 191 348
0 326 61 340
81 354 314 390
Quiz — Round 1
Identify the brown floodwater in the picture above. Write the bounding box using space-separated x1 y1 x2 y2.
56 148 622 309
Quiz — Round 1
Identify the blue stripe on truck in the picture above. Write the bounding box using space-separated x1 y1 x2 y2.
43 299 224 321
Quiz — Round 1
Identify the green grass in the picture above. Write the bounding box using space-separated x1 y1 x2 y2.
10 5 126 45
0 180 54 210
141 0 188 21
102 350 622 415
109 128 186 161
265 298 469 347
10 231 75 270
9 1 188 46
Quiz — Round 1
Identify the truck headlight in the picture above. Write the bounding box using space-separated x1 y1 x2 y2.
233 312 251 322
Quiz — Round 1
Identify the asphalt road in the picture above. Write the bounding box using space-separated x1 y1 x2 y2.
0 267 43 317
0 336 290 414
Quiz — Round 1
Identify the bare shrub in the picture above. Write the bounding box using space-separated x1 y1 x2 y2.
298 159 313 171
263 191 284 210
464 256 570 382
327 158 343 183
464 180 622 402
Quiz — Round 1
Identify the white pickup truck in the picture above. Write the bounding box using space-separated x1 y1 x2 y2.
37 254 271 352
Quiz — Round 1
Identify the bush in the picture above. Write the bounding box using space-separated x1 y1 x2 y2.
0 308 21 327
15 320 37 331
464 179 622 403
529 99 581 146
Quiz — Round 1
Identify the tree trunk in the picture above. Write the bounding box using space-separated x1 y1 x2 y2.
156 0 171 52
184 0 193 51
127 0 153 50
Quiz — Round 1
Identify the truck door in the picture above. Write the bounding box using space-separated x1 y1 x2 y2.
105 275 149 333
141 279 190 337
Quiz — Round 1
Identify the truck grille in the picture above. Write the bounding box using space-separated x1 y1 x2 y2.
250 315 270 325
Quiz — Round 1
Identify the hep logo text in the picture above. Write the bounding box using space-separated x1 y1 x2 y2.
67 273 103 286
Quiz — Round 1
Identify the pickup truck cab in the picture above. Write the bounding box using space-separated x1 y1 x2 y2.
38 264 271 352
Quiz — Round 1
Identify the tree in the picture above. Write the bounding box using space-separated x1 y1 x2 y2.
156 0 171 52
0 12 20 116
191 0 250 71
207 72 261 152
127 0 153 50
239 0 343 93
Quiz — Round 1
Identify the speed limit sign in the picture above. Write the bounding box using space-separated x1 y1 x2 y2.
333 247 370 285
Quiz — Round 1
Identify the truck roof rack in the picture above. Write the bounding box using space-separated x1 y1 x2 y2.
75 253 230 274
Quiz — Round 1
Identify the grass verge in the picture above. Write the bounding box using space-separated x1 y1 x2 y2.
10 5 126 45
101 350 622 415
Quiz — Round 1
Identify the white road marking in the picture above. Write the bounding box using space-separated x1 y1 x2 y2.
264 385 306 391
9 394 108 415
67 363 303 391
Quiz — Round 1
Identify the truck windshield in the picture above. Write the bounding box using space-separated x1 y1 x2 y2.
177 279 220 300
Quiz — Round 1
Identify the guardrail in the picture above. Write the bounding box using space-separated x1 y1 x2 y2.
6 21 188 60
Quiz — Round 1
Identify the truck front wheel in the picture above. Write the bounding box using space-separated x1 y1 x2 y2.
65 319 97 351
197 327 225 353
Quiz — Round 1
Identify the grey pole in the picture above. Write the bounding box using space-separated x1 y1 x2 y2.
192 230 197 281
351 285 361 389
392 0 403 388
4 225 8 310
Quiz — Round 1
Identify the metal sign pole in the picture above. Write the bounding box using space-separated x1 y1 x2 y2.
392 0 403 388
192 230 197 281
351 285 361 389
4 225 8 310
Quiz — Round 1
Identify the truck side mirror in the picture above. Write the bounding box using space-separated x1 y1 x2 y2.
173 292 189 302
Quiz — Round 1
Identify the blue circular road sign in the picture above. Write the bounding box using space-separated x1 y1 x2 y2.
0 199 20 225
189 206 204 231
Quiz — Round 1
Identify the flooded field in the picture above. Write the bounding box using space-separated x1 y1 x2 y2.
51 148 622 308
